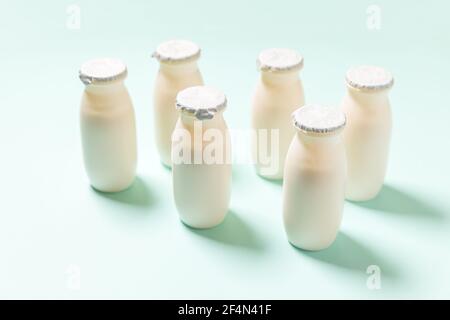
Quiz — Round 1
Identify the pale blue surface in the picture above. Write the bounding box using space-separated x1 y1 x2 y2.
0 0 449 299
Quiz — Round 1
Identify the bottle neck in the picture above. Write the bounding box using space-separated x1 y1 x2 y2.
84 81 125 95
296 130 341 146
159 60 200 77
346 86 390 106
261 70 300 86
180 112 224 130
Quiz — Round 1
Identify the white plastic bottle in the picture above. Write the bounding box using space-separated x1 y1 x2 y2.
172 86 231 228
342 65 394 201
152 40 204 167
251 48 305 179
283 105 347 251
79 58 137 192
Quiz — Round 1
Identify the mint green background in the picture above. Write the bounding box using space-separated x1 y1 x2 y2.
0 0 449 299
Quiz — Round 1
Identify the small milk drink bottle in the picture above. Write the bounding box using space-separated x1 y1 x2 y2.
152 40 204 167
79 58 137 192
342 65 394 201
172 86 231 228
251 48 305 179
283 105 347 251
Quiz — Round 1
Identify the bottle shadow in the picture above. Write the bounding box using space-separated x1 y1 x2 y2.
187 210 265 252
351 184 446 222
295 232 399 280
92 176 156 209
259 174 283 187
160 161 172 172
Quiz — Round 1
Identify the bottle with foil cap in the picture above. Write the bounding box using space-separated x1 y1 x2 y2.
282 105 347 251
79 58 137 192
251 48 305 180
342 65 394 201
172 86 231 228
152 39 204 167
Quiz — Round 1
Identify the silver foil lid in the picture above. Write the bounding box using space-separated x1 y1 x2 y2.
292 104 346 135
257 48 304 73
346 65 394 91
79 58 127 85
176 86 227 120
152 40 201 64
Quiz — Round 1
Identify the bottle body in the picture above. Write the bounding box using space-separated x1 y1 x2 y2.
283 133 346 251
153 62 203 167
251 71 304 179
80 82 137 192
172 114 231 228
342 88 392 201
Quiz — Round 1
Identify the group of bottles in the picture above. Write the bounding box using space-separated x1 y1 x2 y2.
79 40 394 251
